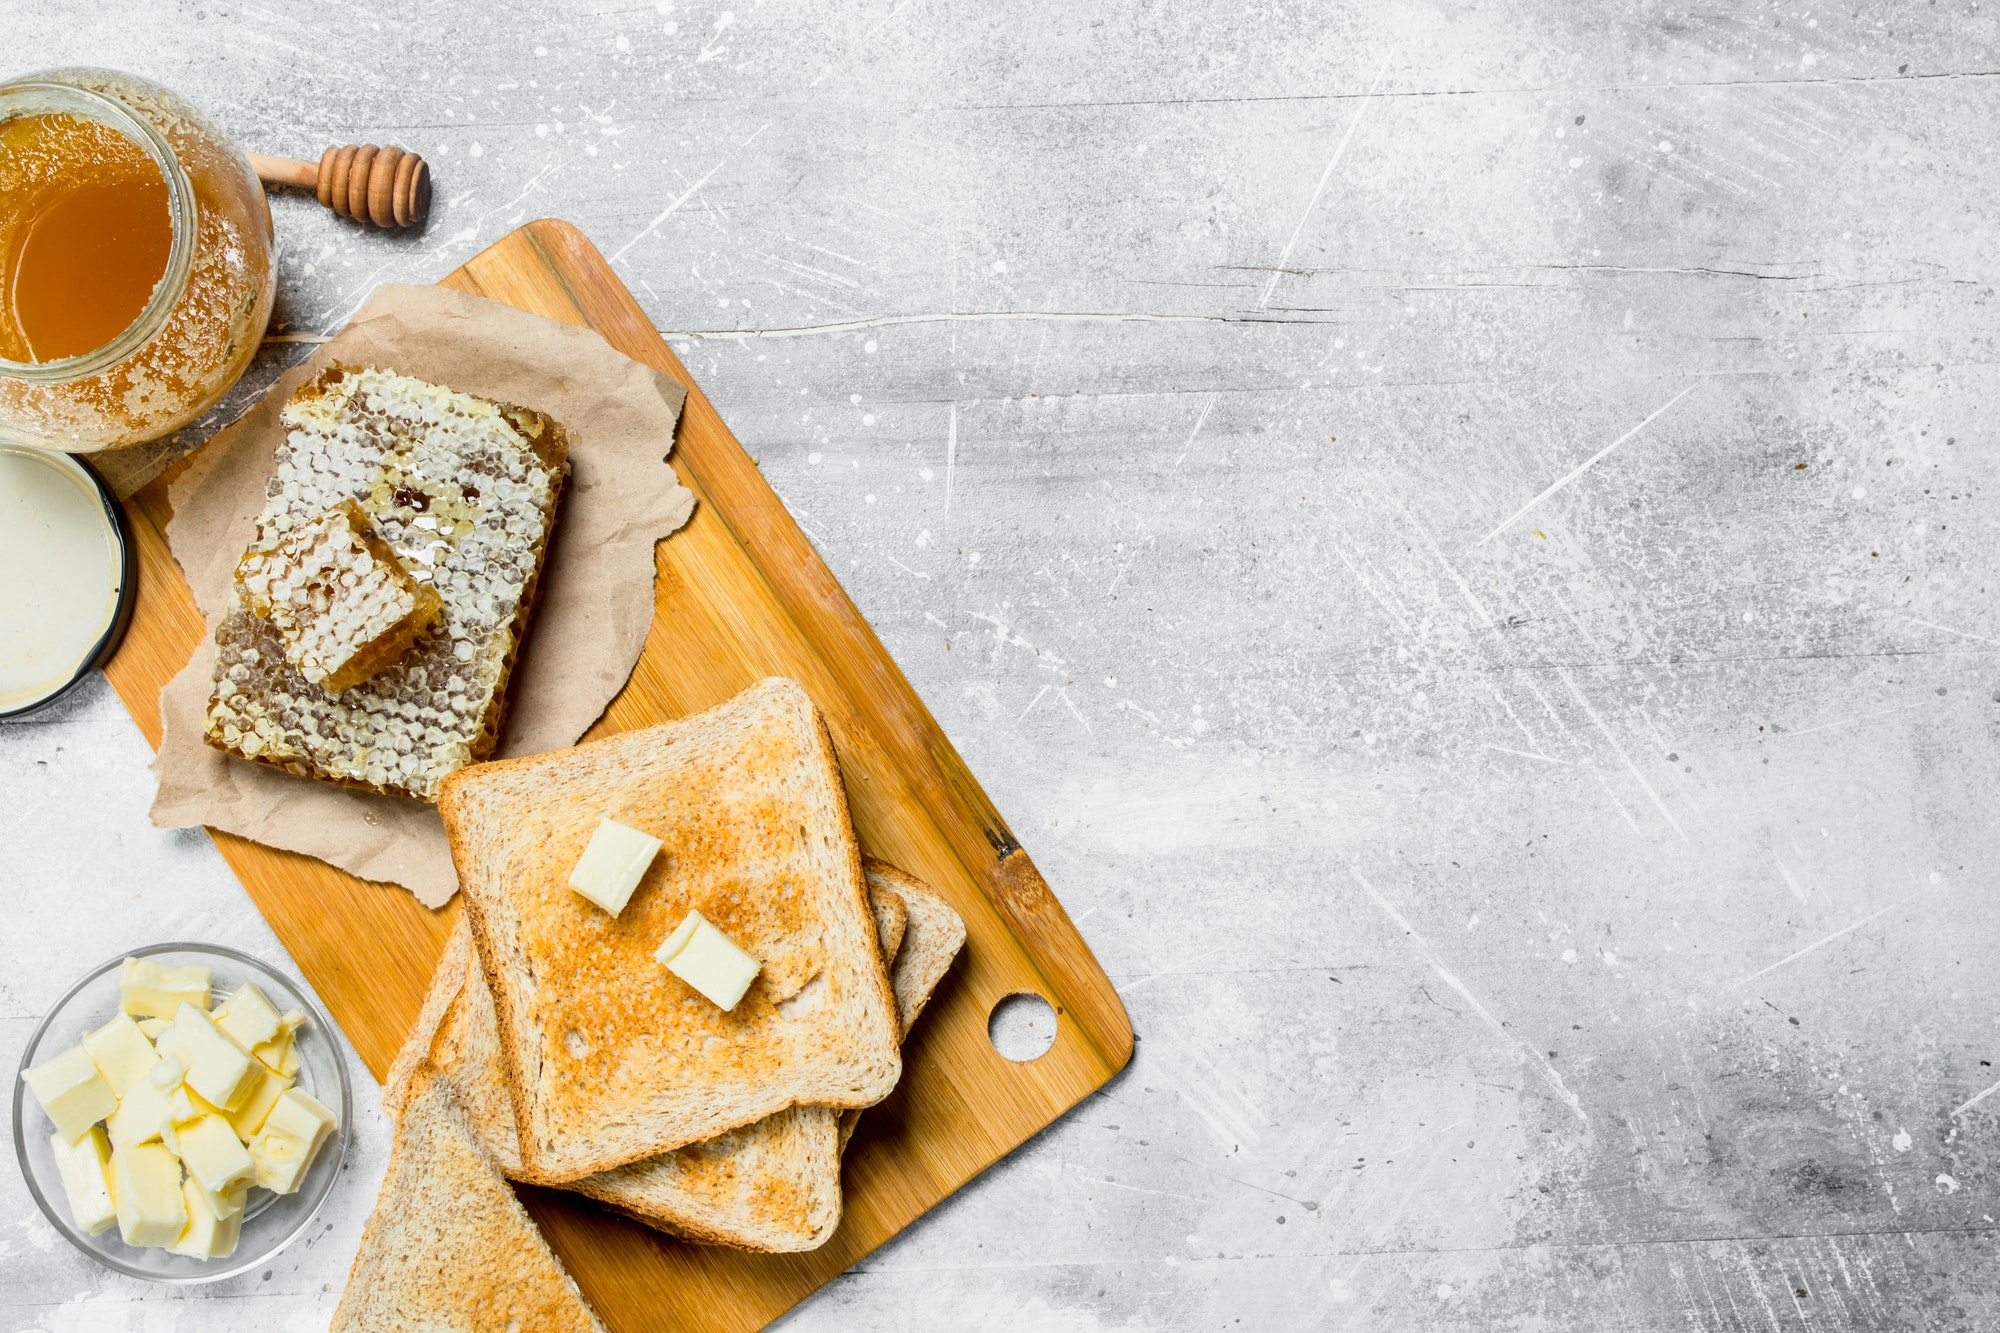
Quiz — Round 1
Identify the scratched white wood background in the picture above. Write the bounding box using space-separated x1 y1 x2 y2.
4 2 1997 1329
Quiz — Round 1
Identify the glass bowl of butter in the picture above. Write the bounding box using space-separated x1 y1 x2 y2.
11 942 350 1282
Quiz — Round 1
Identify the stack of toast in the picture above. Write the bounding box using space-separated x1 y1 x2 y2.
332 678 965 1328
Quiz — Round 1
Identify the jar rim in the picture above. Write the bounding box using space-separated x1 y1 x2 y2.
0 77 198 383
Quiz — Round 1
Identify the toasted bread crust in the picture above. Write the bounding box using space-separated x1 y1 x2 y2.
870 877 909 967
866 859 967 1038
838 861 967 1155
380 917 471 1123
441 677 902 1182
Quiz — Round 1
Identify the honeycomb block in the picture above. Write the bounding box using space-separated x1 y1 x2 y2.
204 365 570 800
237 499 442 694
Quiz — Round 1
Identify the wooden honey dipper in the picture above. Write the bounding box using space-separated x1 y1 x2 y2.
247 145 432 229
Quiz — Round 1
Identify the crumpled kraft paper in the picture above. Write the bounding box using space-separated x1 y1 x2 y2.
149 283 695 907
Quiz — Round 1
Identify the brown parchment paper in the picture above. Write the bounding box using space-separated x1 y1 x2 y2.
149 284 694 906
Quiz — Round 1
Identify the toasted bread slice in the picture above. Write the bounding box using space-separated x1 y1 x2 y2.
439 677 902 1181
331 1069 605 1333
838 860 967 1153
386 859 959 1251
380 919 522 1173
571 1102 842 1249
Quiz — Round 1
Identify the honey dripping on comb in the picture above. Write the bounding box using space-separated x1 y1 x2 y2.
0 112 172 363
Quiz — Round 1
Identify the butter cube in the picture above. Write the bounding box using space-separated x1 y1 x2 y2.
152 1014 193 1063
216 1064 292 1141
164 1094 245 1220
568 816 662 916
108 1052 188 1149
111 1140 186 1248
176 1114 255 1197
655 910 762 1012
249 1127 308 1194
157 1002 261 1111
83 1012 160 1098
161 1086 204 1154
106 1076 173 1148
137 1017 173 1041
118 958 211 1020
170 1177 244 1260
196 1174 245 1221
213 982 282 1052
23 1045 119 1142
150 1052 188 1090
251 1009 306 1075
250 1088 338 1194
264 1086 337 1148
255 1032 298 1078
49 1126 117 1236
249 1126 310 1194
148 1051 188 1130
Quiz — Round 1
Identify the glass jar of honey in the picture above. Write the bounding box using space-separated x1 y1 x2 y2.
0 69 274 453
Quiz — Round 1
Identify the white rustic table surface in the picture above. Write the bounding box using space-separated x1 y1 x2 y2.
5 2 1997 1329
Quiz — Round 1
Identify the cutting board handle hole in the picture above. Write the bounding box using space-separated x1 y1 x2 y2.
988 991 1057 1062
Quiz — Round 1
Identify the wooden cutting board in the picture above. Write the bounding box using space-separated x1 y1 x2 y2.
102 219 1132 1332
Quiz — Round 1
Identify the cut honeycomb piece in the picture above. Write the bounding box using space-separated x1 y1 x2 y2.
203 365 570 801
237 499 443 694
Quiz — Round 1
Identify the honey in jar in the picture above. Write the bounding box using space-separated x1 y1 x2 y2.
0 69 274 455
0 110 174 363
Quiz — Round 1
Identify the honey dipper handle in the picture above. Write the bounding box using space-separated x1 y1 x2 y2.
246 153 317 190
248 145 432 229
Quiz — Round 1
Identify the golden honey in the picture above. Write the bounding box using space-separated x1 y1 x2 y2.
0 111 174 364
0 69 274 454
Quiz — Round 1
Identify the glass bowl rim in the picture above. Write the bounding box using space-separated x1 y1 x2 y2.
10 940 352 1284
